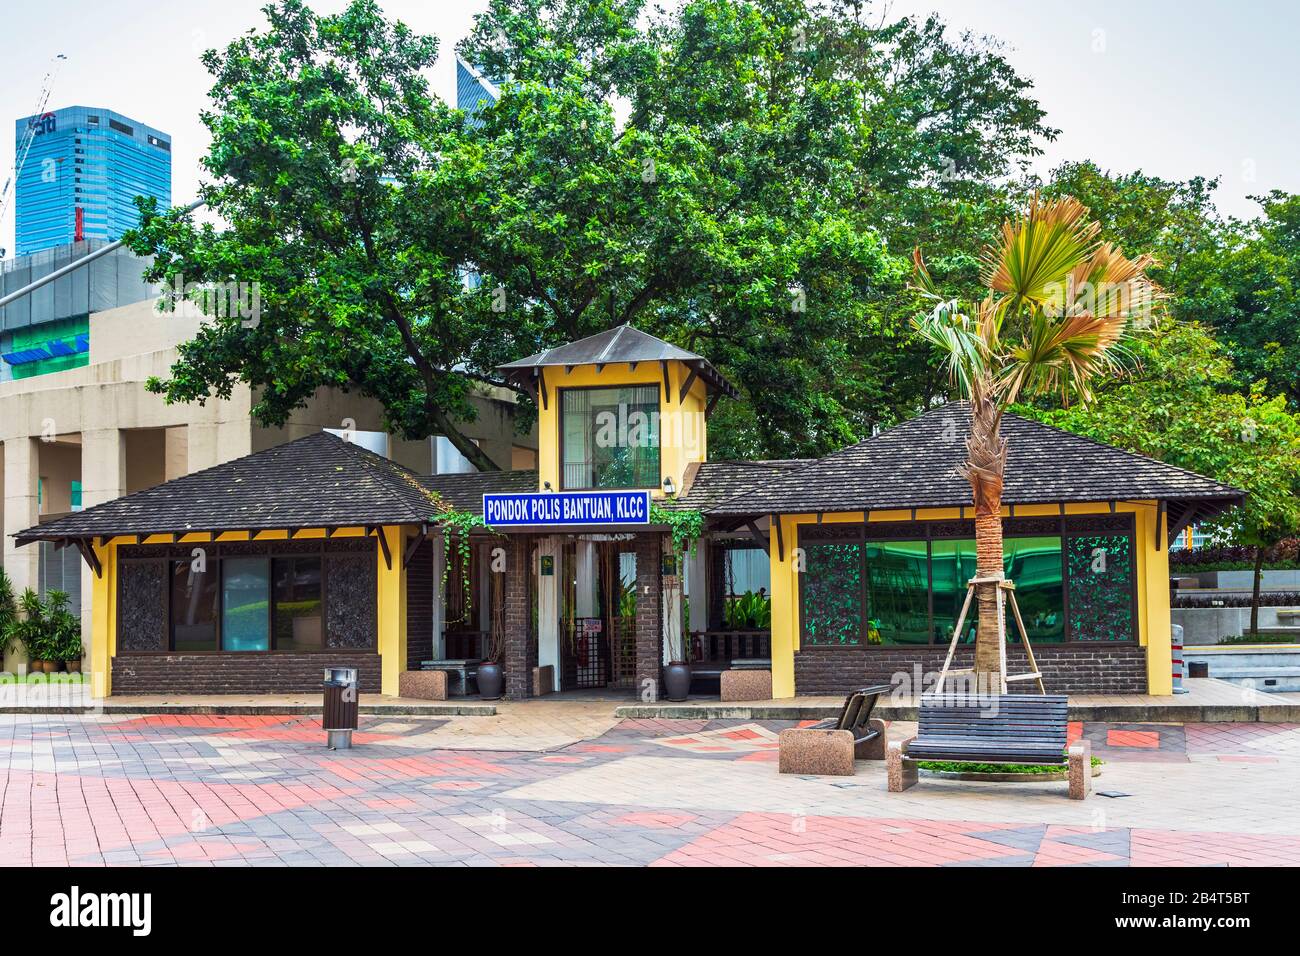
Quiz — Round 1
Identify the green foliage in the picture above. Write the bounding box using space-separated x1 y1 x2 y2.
9 589 82 662
651 504 703 557
0 568 16 654
1217 633 1299 646
917 757 1102 774
723 590 771 629
440 509 494 624
1015 321 1300 551
126 0 1056 463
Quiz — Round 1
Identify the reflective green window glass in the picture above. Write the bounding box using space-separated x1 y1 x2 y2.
931 536 1063 644
1004 536 1064 643
863 540 929 645
930 540 978 644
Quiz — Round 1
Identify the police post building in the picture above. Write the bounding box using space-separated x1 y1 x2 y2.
17 325 1243 701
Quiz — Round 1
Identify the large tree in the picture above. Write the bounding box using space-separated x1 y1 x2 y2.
128 0 1056 464
1019 321 1300 636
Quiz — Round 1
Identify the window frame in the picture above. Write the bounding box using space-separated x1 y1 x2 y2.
557 383 663 492
797 514 1137 649
117 539 373 655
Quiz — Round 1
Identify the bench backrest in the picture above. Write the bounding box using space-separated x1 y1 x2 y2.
834 684 894 732
917 694 1068 747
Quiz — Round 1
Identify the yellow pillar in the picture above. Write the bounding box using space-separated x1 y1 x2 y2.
769 516 799 699
377 526 408 696
89 539 116 699
1137 505 1173 695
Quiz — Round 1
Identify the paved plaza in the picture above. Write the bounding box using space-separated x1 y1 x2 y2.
1 705 1298 866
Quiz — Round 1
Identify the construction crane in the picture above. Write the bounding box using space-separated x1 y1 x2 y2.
0 53 67 259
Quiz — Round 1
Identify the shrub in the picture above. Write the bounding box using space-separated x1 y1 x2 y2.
1170 539 1300 572
1173 591 1300 608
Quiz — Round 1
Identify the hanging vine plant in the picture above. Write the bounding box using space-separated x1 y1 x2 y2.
437 508 496 625
651 503 704 558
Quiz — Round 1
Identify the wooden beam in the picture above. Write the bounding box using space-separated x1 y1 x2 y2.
772 515 784 562
660 361 671 404
75 539 102 579
1154 500 1166 551
536 369 548 411
371 526 393 570
1166 503 1199 547
743 519 769 552
402 524 429 569
678 365 700 403
705 390 722 420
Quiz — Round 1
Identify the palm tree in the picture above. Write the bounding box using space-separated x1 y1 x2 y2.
912 194 1161 688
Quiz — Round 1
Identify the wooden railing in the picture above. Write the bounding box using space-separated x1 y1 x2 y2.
689 630 771 665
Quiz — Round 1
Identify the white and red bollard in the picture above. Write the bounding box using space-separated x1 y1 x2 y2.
1171 623 1189 695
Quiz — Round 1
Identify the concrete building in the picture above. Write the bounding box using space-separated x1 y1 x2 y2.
0 288 537 673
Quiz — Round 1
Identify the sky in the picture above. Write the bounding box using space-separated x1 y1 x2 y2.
1 0 1297 253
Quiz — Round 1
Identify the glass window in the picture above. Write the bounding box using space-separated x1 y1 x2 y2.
801 542 862 645
274 557 324 651
171 561 218 652
1004 536 1064 643
722 545 771 629
930 539 977 644
864 540 930 645
561 386 660 489
222 557 269 651
931 537 1063 645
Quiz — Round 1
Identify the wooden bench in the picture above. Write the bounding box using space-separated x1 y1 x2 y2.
778 684 893 775
887 694 1090 799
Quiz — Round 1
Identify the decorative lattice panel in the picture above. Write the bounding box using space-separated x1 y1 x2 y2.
117 560 168 652
1066 533 1134 641
801 542 862 645
324 553 376 649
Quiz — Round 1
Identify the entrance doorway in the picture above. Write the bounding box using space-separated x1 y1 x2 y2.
560 537 638 690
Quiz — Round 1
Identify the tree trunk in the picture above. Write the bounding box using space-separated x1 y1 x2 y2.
962 382 1009 692
1250 545 1265 637
428 403 502 472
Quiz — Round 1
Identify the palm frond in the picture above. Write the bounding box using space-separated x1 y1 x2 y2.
911 306 988 399
1000 312 1128 405
981 193 1100 313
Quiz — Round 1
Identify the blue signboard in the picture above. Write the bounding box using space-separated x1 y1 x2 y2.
482 490 651 527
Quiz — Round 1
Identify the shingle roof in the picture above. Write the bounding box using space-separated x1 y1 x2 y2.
663 460 812 512
15 432 445 542
417 470 539 516
497 324 739 398
707 403 1245 519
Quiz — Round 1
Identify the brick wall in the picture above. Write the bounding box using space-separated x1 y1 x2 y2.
111 652 382 696
634 532 663 699
794 644 1148 696
406 538 434 670
502 534 536 699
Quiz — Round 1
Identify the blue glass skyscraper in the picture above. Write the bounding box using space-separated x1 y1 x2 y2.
13 106 171 256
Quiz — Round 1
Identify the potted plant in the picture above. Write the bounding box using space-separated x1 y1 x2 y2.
47 591 82 673
14 589 52 673
0 569 17 672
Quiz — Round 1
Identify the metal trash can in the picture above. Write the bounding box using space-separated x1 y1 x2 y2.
323 667 359 749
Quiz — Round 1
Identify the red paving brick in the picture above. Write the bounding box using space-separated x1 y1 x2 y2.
1 716 1298 866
